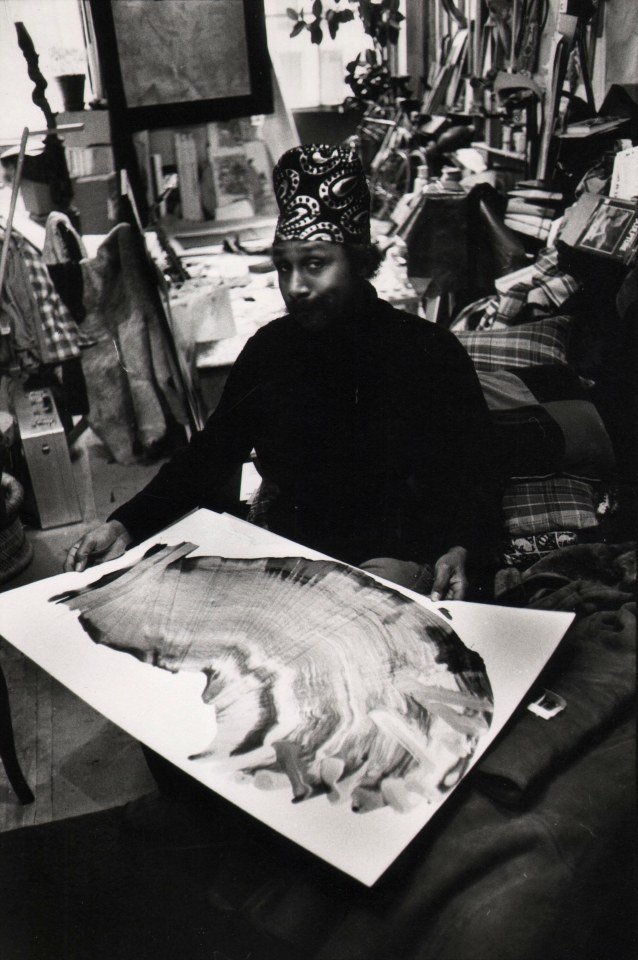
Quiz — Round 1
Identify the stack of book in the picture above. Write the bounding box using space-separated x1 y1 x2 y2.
558 193 638 266
504 182 563 240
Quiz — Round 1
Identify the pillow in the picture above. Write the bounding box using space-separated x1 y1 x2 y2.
454 316 571 372
478 365 616 481
502 477 599 536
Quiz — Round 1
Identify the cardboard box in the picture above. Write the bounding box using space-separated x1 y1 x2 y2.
19 179 54 217
72 173 118 234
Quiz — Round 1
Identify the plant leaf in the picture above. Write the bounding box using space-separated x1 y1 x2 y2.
310 21 324 44
286 7 299 20
290 20 306 37
312 0 323 18
326 12 339 39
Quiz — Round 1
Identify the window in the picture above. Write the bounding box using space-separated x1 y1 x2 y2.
0 0 89 142
264 0 375 110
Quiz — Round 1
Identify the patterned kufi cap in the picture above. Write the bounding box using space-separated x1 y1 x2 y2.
273 144 370 244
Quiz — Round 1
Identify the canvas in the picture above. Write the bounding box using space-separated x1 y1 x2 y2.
0 510 573 885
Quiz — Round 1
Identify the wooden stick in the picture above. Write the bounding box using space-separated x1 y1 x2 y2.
510 0 519 72
0 128 29 335
2 123 83 143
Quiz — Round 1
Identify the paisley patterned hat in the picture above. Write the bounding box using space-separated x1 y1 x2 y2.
273 144 371 244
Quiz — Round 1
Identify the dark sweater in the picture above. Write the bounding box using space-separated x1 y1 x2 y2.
112 284 499 566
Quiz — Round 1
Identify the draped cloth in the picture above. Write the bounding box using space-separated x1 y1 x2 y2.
79 223 187 463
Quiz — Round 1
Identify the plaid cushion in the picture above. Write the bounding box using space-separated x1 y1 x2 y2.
455 316 571 372
502 477 599 536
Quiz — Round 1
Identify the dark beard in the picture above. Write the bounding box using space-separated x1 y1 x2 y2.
288 292 354 333
289 301 338 332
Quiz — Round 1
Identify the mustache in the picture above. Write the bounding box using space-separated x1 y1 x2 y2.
288 295 332 314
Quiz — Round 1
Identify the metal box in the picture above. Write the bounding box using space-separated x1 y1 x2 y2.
13 388 83 529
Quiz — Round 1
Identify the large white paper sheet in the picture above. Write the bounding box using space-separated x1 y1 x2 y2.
0 510 573 885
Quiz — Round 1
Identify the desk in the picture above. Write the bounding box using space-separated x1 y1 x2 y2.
158 238 421 418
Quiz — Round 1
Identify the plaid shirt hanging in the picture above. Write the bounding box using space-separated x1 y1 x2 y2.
19 238 83 362
477 247 581 330
0 226 86 365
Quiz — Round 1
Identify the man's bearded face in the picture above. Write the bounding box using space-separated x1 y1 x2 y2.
273 241 360 333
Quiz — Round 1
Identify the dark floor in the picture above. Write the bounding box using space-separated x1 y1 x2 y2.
0 429 160 831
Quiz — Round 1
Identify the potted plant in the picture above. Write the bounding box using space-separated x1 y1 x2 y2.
47 45 88 112
286 0 405 104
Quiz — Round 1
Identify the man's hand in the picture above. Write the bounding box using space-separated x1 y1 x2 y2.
64 520 133 573
430 547 468 601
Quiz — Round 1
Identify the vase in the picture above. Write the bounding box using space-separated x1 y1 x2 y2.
55 74 86 112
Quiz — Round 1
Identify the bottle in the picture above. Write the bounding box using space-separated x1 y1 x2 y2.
412 163 430 196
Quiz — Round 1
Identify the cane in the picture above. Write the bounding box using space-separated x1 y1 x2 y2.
0 127 29 336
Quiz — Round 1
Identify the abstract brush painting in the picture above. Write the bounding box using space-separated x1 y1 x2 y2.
51 544 493 815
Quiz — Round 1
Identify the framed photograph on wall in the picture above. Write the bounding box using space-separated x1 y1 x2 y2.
88 0 272 130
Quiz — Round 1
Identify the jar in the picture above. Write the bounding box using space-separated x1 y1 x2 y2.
426 166 466 196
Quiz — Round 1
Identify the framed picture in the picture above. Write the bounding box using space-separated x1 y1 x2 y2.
207 119 278 219
88 0 272 131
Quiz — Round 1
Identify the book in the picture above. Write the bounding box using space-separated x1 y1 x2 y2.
559 116 629 139
504 215 553 239
64 144 114 178
508 187 563 202
610 146 638 202
151 154 168 217
206 120 257 222
558 193 638 264
506 197 558 218
175 132 204 222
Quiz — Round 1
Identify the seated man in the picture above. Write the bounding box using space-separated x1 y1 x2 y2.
66 144 499 602
10 147 631 960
